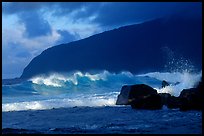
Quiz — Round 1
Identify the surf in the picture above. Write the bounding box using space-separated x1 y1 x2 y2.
2 70 202 112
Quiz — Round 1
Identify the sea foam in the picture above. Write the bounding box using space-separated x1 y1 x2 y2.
138 71 202 96
2 70 202 112
2 92 119 112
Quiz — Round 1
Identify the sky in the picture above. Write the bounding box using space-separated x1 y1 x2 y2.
2 2 202 79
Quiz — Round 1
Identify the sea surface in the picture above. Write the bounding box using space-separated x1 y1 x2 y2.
2 70 202 134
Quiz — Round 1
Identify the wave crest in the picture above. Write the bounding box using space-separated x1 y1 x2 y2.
30 71 110 87
2 70 202 111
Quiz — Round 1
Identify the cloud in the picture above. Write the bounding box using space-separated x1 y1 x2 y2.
2 2 104 79
2 41 33 79
94 2 202 26
18 11 52 38
2 2 101 17
3 3 54 39
2 2 43 14
3 2 201 28
52 2 103 22
2 2 202 79
2 24 61 78
2 2 102 39
2 2 103 27
56 30 79 45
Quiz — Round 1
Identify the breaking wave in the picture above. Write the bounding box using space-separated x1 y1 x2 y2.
2 92 119 112
2 70 202 112
138 71 202 96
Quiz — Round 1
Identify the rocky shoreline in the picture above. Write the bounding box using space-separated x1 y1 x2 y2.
116 79 202 111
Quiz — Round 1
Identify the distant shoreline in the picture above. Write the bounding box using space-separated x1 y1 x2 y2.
2 78 26 85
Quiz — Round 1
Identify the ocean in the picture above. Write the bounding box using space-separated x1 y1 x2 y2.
2 70 202 134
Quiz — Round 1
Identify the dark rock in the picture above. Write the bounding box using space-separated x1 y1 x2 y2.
116 79 203 111
128 84 158 99
178 79 202 111
159 93 171 105
116 85 132 105
116 84 162 110
159 93 186 109
116 84 157 105
162 80 170 88
180 88 202 110
167 96 181 109
195 80 202 94
131 94 163 110
174 82 180 86
179 88 202 111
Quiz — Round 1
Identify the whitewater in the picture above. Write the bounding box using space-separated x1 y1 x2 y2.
2 70 202 112
2 70 202 134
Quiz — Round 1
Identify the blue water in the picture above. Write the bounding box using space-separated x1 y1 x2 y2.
2 70 202 134
2 106 202 134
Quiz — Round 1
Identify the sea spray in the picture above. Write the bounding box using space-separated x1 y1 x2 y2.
138 71 202 96
2 70 202 112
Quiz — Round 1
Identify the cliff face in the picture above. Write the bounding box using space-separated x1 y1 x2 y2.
20 16 202 79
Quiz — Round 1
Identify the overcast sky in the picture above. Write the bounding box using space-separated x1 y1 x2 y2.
2 2 202 79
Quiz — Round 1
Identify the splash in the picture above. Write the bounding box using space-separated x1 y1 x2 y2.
161 46 196 73
2 70 202 111
138 71 202 96
30 71 110 87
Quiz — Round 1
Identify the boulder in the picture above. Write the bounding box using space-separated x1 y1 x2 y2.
116 84 162 109
174 82 180 86
195 80 202 94
131 94 163 110
178 79 202 111
162 80 170 88
167 96 181 109
159 93 171 105
128 84 158 99
159 93 183 109
116 84 157 105
116 85 132 105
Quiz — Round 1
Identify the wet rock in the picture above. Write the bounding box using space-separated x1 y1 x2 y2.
162 80 170 88
174 82 180 86
116 85 132 105
159 93 182 109
159 93 171 105
116 79 202 111
131 93 163 110
128 84 158 99
167 96 181 109
179 80 202 111
116 84 157 105
116 84 162 110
